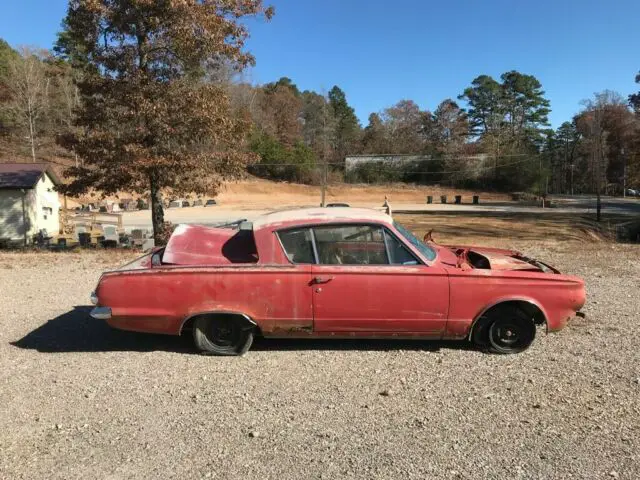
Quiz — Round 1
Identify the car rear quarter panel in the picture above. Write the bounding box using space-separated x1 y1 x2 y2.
96 265 312 335
446 269 586 338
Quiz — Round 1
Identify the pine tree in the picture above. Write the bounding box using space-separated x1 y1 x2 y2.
328 85 360 162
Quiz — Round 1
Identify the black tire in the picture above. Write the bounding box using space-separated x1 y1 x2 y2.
471 314 493 349
192 314 254 356
482 305 536 354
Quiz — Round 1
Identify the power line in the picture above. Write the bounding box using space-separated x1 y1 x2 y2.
247 153 542 167
44 153 543 176
401 157 538 175
345 152 537 160
248 155 541 174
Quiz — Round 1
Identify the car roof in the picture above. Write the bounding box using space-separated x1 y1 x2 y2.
251 207 393 231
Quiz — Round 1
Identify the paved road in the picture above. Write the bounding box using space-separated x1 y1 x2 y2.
119 195 640 232
396 195 640 216
551 194 640 216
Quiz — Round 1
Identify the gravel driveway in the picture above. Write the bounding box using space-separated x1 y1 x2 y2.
1 244 639 479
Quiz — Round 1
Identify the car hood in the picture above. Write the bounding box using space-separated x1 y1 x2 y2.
469 250 545 271
433 244 558 273
433 244 459 267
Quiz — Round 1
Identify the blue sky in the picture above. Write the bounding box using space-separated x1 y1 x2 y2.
2 0 640 127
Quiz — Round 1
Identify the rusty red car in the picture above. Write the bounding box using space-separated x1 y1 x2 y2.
90 207 586 356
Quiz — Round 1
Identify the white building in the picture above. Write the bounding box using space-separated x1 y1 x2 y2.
344 154 432 172
0 163 61 244
344 153 491 172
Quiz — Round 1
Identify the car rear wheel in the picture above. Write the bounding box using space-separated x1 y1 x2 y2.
485 305 536 354
193 314 254 356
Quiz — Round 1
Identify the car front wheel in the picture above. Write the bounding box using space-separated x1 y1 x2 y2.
486 306 536 354
193 314 254 356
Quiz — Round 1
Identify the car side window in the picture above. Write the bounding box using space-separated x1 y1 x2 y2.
278 229 315 264
384 229 420 265
313 225 388 265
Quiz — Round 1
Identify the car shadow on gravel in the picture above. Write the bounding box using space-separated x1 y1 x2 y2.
11 306 477 354
11 306 195 354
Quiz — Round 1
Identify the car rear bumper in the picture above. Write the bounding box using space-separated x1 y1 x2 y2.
90 306 112 320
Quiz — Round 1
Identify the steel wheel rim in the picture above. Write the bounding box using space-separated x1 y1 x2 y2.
207 318 241 347
495 323 520 346
489 319 528 351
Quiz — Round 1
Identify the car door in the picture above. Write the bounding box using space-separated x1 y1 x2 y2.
310 224 449 336
265 227 316 335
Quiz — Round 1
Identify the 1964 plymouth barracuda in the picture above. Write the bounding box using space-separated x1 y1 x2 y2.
90 207 586 356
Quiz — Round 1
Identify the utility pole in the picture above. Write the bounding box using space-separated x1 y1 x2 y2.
570 164 575 196
622 147 626 198
546 173 549 196
320 157 327 207
594 118 602 222
539 155 544 208
320 94 328 207
564 136 568 194
321 101 327 207
596 151 602 222
495 137 500 182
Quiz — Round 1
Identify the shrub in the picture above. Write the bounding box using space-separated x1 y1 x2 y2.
249 131 317 183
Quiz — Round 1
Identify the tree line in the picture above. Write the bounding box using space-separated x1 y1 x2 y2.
3 34 639 197
239 71 640 197
0 40 80 164
1 1 640 240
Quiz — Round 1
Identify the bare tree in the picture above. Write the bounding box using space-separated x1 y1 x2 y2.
56 65 81 166
578 93 614 221
4 47 50 162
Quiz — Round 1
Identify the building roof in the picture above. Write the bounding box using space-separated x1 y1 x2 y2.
0 163 60 189
252 207 393 230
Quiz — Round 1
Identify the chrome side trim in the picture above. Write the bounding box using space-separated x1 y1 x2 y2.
90 306 112 320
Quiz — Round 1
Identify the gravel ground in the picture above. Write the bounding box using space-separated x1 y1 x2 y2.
1 243 639 479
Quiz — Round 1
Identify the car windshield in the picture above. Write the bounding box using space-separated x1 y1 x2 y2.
393 221 436 261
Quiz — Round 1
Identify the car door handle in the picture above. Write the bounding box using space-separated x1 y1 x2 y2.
312 276 334 285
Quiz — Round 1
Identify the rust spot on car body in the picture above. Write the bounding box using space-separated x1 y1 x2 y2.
269 321 314 335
